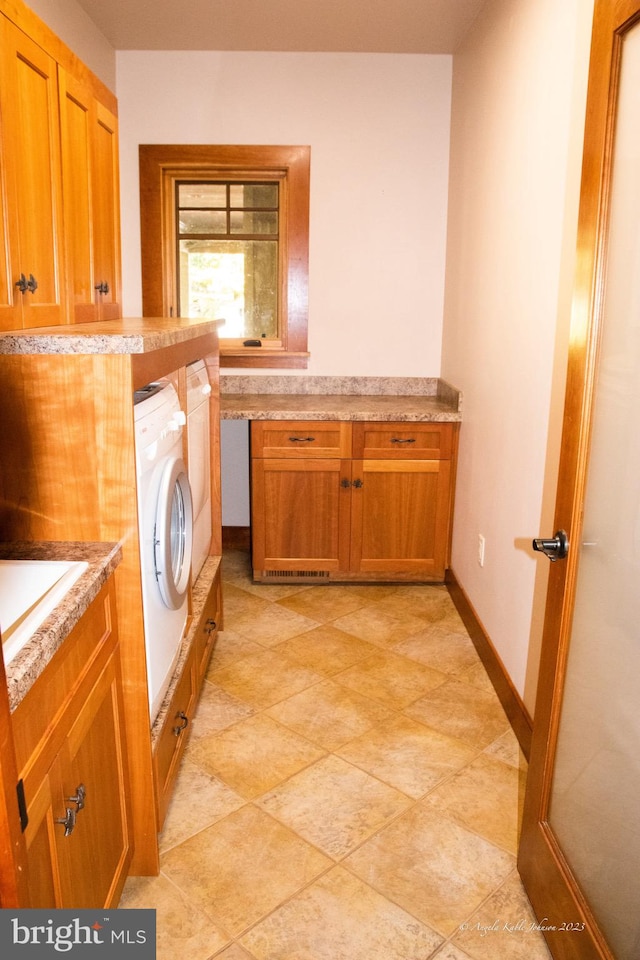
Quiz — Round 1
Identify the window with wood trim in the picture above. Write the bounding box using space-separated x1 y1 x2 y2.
139 145 310 368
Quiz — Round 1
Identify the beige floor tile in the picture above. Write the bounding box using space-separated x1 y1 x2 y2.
119 873 230 960
334 650 448 709
277 585 369 623
188 713 326 799
240 865 443 960
452 870 553 960
460 659 499 695
208 649 323 708
215 945 260 960
404 678 511 748
331 604 427 647
160 805 332 938
189 680 256 739
373 585 460 625
393 624 482 675
266 679 396 751
344 805 514 937
159 757 245 853
222 582 273 623
483 728 527 769
207 629 266 670
258 754 412 859
431 945 476 960
273 623 379 676
336 714 478 799
233 601 320 646
423 753 527 854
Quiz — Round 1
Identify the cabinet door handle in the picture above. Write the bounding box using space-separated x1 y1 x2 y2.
205 617 217 635
94 281 110 295
352 478 363 488
67 783 86 812
15 273 28 293
391 437 416 444
26 274 38 294
55 807 77 837
172 711 189 736
289 436 315 443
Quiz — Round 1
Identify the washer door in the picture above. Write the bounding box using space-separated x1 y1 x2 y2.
154 457 193 609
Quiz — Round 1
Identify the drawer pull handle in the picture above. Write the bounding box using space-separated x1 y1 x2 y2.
173 711 189 736
67 783 86 812
391 438 416 444
55 807 77 837
289 436 315 443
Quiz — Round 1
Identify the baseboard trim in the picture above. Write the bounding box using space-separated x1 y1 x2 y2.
446 568 533 761
222 526 251 551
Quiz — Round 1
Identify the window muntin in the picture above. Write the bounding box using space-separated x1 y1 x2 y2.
177 181 279 340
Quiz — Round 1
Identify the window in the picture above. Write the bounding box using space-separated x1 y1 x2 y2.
139 145 310 368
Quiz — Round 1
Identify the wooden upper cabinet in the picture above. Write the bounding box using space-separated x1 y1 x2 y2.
0 19 65 328
91 101 121 320
58 69 121 323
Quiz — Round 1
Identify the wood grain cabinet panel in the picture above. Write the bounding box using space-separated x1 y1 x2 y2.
251 420 458 582
14 579 132 908
58 70 121 323
0 18 65 329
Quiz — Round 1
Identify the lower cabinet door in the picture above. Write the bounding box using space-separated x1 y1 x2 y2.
350 459 453 578
23 650 131 908
251 457 352 574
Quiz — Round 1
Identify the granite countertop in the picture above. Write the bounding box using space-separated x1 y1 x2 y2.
0 317 221 355
221 376 463 422
2 541 122 710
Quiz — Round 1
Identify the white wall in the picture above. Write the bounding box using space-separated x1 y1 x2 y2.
25 0 116 89
115 51 452 377
442 0 595 711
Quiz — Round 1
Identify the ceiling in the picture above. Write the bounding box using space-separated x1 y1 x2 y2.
74 0 488 54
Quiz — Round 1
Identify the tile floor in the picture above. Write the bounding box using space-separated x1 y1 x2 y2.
121 549 552 960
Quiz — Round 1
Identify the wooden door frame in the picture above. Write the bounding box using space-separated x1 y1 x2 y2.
518 3 640 959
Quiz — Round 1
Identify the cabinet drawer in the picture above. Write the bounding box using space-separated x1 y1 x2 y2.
352 421 454 459
194 567 221 681
251 420 351 458
153 648 196 829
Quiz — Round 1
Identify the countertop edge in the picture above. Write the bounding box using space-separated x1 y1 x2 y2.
0 318 221 356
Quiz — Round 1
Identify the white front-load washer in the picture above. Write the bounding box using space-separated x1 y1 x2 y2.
134 380 193 723
186 360 212 579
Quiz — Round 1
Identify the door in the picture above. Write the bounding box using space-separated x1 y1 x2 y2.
518 4 640 960
350 458 451 577
0 21 65 328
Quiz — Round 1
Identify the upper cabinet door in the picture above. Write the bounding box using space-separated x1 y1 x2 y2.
58 70 121 324
0 20 65 328
91 101 121 321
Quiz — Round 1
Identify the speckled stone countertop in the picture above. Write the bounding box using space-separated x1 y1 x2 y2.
220 376 462 422
2 541 122 710
0 317 221 355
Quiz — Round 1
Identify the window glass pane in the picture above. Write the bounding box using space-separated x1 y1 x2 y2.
178 183 226 208
230 183 278 208
230 211 278 235
179 210 226 234
179 238 278 339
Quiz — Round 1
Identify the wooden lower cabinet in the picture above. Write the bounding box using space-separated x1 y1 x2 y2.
153 560 221 829
13 578 132 908
251 420 458 582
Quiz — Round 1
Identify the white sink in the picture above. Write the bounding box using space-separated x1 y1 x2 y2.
0 559 89 664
